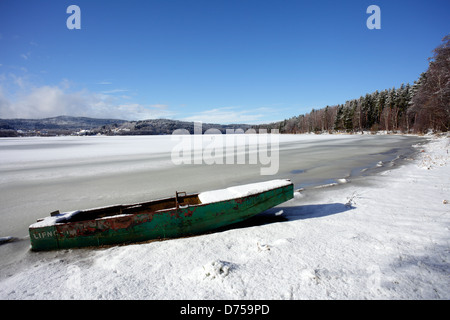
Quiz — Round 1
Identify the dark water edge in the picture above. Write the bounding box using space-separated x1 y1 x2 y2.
285 135 428 191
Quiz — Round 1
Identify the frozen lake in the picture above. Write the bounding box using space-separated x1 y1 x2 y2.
0 134 424 268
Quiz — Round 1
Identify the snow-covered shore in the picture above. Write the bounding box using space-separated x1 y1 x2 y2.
0 135 448 300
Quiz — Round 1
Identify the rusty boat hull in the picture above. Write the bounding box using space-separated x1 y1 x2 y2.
29 179 294 251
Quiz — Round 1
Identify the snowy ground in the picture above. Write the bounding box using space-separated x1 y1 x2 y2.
0 134 448 300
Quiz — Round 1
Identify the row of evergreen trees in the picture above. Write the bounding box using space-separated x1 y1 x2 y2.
256 35 449 134
333 83 415 133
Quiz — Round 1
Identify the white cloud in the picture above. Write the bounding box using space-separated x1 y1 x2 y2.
9 74 26 89
0 79 174 120
0 85 88 118
0 74 276 123
101 88 128 94
114 103 174 120
182 106 271 124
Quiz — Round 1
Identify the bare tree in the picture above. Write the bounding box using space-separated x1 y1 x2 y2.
410 35 450 132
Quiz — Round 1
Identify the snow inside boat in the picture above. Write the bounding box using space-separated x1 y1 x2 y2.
29 179 294 251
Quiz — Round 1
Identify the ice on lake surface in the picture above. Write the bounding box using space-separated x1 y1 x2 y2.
0 134 424 261
0 134 423 237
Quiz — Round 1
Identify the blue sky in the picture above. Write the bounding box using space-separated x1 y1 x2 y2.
0 0 449 123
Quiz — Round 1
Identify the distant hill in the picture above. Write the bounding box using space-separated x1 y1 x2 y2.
0 116 252 136
126 119 252 135
0 116 127 131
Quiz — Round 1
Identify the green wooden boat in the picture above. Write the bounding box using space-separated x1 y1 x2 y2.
29 179 293 251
